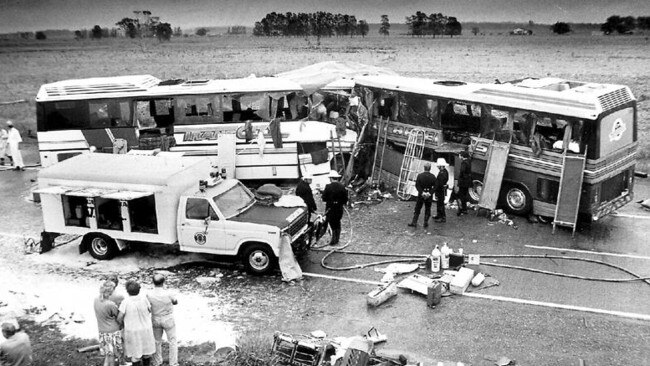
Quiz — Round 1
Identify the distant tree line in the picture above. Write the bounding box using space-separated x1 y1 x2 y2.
601 15 650 34
72 11 179 41
405 11 462 37
253 12 369 38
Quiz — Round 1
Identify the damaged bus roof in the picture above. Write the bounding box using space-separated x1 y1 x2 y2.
36 74 303 102
354 74 635 120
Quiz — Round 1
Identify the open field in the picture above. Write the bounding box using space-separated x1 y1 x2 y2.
0 33 649 159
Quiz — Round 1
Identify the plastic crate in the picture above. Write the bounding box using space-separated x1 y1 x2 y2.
272 332 324 366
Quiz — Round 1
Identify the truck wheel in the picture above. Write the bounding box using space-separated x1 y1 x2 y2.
242 243 276 275
86 233 118 260
468 180 483 204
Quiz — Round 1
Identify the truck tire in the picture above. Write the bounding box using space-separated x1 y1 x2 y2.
85 233 118 260
242 243 276 275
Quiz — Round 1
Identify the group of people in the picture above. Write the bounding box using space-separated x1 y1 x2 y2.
93 274 178 366
0 121 25 170
409 151 472 228
295 171 349 247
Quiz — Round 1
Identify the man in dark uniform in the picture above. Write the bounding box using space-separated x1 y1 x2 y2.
408 162 437 228
434 158 449 223
321 171 348 246
456 151 472 216
295 176 317 219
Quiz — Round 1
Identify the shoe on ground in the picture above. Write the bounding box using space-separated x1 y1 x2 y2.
423 222 428 228
407 222 417 228
432 216 441 220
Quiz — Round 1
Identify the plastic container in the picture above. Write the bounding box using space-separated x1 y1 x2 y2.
426 281 442 307
441 242 451 269
430 245 441 272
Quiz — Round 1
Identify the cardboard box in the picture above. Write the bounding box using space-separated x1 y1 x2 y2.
449 267 475 294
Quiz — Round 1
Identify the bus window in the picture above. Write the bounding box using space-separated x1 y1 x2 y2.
96 198 123 231
442 101 481 133
136 99 174 129
89 100 131 128
38 101 89 131
398 93 438 128
512 111 535 147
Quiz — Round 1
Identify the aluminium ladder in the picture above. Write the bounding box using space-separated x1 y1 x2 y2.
397 129 426 200
553 152 586 236
477 139 511 212
370 116 389 185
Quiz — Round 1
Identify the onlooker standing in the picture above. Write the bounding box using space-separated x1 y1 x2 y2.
0 127 8 166
106 274 126 308
433 158 449 223
118 281 155 366
0 322 32 366
408 162 437 228
321 171 348 246
146 274 178 366
456 152 472 216
6 121 24 171
93 281 123 366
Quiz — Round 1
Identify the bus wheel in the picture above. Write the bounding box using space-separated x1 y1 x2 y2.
468 180 483 204
86 233 118 260
242 243 276 275
502 183 532 215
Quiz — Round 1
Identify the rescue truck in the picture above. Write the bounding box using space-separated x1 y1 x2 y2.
35 153 310 274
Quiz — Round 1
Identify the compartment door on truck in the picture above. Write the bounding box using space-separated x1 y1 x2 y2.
179 197 228 253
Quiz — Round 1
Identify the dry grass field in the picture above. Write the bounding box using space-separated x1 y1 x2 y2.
1 34 648 159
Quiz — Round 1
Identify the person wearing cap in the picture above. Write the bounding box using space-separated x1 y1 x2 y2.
408 162 437 228
456 151 472 216
0 322 32 366
295 176 317 219
433 158 449 223
5 121 24 171
146 274 178 366
321 171 348 246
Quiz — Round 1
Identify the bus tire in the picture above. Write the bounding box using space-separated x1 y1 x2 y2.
501 183 533 215
84 233 118 260
468 180 483 204
242 243 276 275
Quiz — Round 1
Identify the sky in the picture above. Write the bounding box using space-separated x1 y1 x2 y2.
0 0 648 33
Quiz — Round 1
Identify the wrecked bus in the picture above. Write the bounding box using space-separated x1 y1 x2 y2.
35 153 310 274
35 74 357 180
355 75 637 221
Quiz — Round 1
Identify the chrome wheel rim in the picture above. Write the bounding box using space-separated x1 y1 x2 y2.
249 250 270 271
506 188 527 210
91 237 108 256
469 180 483 202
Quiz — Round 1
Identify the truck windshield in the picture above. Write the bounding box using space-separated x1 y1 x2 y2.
213 182 255 218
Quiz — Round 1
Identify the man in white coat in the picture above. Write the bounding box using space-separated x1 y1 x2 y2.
0 127 7 166
6 121 24 170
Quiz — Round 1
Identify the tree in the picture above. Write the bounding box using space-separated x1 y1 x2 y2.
358 20 369 37
195 27 208 36
35 31 46 40
154 22 173 41
638 16 650 30
116 18 140 38
551 22 571 34
471 26 480 36
91 25 103 39
446 17 462 36
601 15 635 34
379 15 390 36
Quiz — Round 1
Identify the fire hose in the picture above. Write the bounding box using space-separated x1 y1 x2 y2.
310 207 650 288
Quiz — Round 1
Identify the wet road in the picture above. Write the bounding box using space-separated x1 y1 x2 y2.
1 143 649 365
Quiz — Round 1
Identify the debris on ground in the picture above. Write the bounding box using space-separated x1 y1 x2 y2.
486 209 518 229
638 199 650 210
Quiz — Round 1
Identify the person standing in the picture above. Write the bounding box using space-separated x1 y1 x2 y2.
321 171 348 246
146 274 178 366
295 176 317 218
117 281 155 366
456 152 472 216
93 281 123 366
0 127 8 166
6 121 24 171
408 162 437 228
433 158 449 223
0 322 32 366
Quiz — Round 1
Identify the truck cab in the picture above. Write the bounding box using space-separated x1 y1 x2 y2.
177 178 309 274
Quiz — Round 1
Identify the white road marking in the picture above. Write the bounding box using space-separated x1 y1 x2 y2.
525 245 650 261
463 292 650 321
